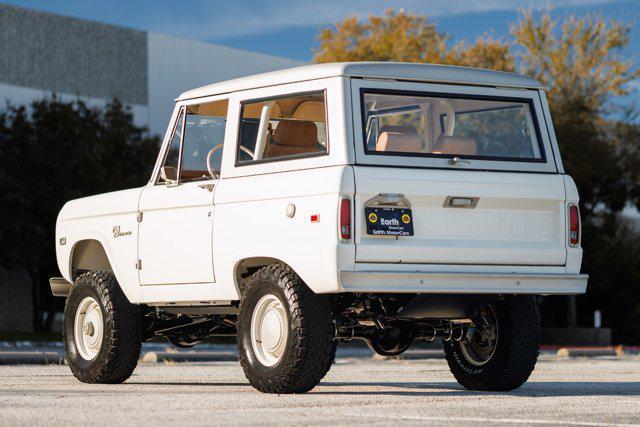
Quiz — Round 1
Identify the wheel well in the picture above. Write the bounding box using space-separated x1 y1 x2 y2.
71 240 112 279
234 257 284 296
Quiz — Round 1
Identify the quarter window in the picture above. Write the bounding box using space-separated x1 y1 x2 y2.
164 110 184 171
236 91 328 165
158 108 184 184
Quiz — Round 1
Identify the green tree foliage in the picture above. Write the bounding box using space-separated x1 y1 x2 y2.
0 98 159 331
315 9 640 342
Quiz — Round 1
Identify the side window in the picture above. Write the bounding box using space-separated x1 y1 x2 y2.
180 99 228 182
159 108 184 184
236 91 328 165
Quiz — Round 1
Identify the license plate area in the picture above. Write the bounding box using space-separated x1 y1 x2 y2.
365 207 414 236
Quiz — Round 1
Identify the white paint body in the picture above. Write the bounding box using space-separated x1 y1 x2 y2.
53 63 587 305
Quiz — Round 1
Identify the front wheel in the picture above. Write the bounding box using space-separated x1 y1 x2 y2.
237 264 336 393
443 295 540 391
63 271 143 384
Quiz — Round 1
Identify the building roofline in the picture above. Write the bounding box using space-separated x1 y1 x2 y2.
178 62 544 100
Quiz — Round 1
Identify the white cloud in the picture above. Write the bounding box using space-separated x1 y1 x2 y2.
146 0 628 40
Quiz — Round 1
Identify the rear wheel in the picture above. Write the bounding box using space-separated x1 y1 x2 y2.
237 264 336 393
63 271 143 384
443 295 540 391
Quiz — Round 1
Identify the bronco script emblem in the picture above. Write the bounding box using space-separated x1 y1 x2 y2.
112 225 133 238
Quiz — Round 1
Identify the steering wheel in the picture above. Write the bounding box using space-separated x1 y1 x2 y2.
206 144 224 179
239 145 254 158
206 145 255 179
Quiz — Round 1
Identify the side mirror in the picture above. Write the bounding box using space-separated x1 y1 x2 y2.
160 166 177 185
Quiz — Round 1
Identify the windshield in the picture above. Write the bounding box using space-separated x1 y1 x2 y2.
362 91 544 162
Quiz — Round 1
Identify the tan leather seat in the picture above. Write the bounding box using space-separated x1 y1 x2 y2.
375 125 422 153
265 120 320 158
433 134 477 156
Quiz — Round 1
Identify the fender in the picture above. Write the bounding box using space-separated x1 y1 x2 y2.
60 233 142 303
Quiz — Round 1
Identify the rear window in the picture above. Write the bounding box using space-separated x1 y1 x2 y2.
362 91 544 162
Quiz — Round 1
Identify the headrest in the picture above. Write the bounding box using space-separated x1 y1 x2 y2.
376 125 422 153
379 125 417 135
434 134 477 156
293 101 325 122
273 120 318 147
242 102 282 119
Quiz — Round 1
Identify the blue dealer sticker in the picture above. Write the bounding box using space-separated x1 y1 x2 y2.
365 207 414 236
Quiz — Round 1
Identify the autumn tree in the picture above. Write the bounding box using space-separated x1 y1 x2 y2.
313 9 515 71
511 11 640 220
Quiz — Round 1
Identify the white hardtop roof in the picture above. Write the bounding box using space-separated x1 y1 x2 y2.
178 62 543 101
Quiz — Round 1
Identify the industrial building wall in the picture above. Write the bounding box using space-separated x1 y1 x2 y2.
0 4 150 126
147 33 304 136
0 3 305 138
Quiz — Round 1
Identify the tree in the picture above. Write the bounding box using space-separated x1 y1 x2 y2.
0 98 159 331
313 9 640 342
313 9 515 71
511 12 639 111
511 11 640 219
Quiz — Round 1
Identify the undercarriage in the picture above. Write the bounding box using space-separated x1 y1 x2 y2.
144 293 500 357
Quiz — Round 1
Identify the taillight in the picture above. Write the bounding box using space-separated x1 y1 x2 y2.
339 197 351 242
568 204 580 247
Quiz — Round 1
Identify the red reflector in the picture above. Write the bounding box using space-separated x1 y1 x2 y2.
569 205 580 246
339 197 351 241
310 214 320 223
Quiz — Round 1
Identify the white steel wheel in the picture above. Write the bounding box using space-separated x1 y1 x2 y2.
250 294 288 367
73 296 104 361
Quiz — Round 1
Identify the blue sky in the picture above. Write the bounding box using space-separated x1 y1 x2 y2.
4 0 639 62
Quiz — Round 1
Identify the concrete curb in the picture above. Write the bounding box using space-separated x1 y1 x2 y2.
555 347 618 357
1 346 636 365
0 351 65 365
140 351 237 363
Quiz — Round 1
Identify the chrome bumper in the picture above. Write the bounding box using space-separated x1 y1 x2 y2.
339 270 588 295
49 277 72 297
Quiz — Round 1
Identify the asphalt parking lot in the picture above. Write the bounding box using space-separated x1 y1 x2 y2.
1 355 639 426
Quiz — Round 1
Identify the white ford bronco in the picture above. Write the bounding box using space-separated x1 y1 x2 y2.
51 62 587 393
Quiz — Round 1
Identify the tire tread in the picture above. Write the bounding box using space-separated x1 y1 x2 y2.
64 270 142 384
238 264 336 393
443 295 540 391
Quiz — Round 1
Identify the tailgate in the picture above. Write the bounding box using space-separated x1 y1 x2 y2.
354 167 566 266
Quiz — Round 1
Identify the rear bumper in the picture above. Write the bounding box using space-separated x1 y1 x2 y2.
338 270 588 295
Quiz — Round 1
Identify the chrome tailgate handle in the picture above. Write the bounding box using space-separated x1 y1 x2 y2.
365 193 411 208
443 196 479 209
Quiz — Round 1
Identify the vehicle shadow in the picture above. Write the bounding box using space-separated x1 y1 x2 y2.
128 381 250 387
125 380 640 397
313 381 640 397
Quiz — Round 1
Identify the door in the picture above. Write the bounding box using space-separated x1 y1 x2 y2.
138 99 228 285
354 167 567 266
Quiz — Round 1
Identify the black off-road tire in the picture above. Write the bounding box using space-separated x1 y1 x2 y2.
443 295 540 391
63 270 143 384
237 264 336 394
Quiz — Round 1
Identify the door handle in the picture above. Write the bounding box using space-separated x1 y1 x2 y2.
448 156 471 165
198 183 215 192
